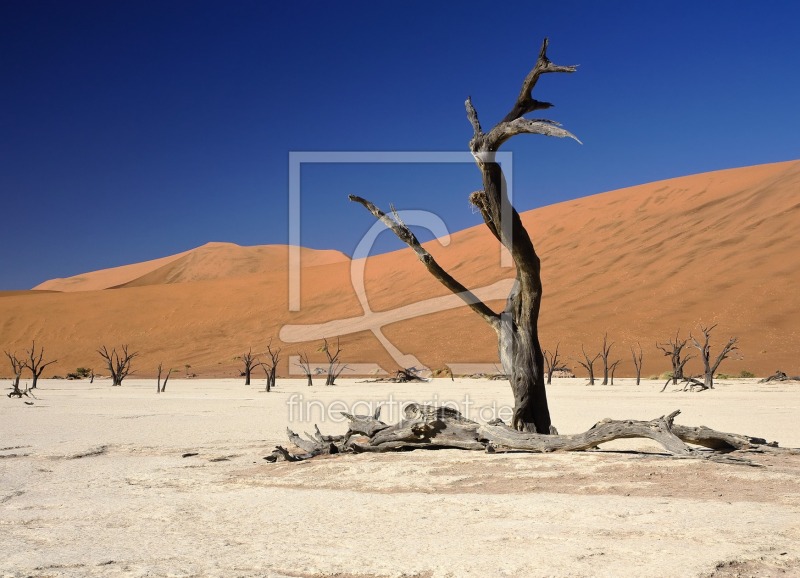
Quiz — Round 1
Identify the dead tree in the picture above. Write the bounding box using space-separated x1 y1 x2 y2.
5 351 26 398
657 332 694 391
261 341 281 392
267 404 797 466
576 346 601 386
295 351 314 386
631 342 644 385
23 341 57 390
760 371 800 383
240 347 257 386
609 360 621 385
97 345 138 386
543 343 560 385
599 332 614 385
320 337 348 386
350 39 579 433
156 363 173 393
690 324 740 390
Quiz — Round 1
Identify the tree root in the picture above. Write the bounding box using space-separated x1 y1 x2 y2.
265 404 796 465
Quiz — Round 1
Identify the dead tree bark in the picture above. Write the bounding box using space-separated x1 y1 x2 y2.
240 347 257 386
22 341 57 390
657 332 694 391
156 363 173 393
576 346 601 386
690 324 739 390
544 343 560 385
320 337 348 386
350 39 579 433
295 351 314 386
97 345 138 386
267 404 795 465
5 351 26 398
600 332 614 385
631 342 644 385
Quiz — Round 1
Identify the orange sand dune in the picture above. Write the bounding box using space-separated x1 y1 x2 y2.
2 160 799 380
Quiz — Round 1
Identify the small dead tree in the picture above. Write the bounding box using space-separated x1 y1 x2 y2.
609 360 621 385
156 363 173 393
261 341 281 392
544 343 560 385
5 351 26 398
657 332 694 391
320 337 348 386
690 324 739 390
295 351 314 387
599 332 614 385
97 345 138 386
576 346 601 386
631 342 644 385
23 341 57 390
240 347 257 386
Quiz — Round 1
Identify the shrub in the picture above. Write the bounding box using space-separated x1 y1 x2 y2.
716 373 733 380
659 371 673 380
739 370 756 379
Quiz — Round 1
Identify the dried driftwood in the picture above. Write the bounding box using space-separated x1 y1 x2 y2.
759 370 800 383
265 404 795 466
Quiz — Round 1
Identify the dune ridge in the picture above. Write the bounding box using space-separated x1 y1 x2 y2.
3 160 799 379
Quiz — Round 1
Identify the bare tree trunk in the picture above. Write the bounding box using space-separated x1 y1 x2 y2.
241 347 256 386
97 345 138 386
5 351 26 398
631 342 643 385
609 360 621 385
599 333 613 385
576 346 600 386
544 343 560 385
23 341 57 390
690 324 739 390
657 332 694 390
351 39 578 434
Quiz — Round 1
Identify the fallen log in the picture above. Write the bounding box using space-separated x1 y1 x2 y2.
265 404 796 464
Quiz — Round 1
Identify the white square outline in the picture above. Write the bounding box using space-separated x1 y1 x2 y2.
288 151 513 311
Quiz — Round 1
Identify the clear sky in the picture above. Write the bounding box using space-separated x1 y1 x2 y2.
1 1 798 290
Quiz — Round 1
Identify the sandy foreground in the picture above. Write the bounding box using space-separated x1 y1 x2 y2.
2 377 799 578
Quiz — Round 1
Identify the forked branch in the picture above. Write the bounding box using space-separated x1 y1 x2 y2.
348 195 500 329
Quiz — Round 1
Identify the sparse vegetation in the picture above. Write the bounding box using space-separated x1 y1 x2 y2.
739 370 755 378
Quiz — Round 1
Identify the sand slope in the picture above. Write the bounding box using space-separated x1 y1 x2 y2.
2 160 799 379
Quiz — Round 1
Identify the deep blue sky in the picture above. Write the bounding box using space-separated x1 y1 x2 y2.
1 1 798 289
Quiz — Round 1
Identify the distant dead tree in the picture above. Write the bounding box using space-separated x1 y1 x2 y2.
690 324 739 390
576 346 601 386
240 348 257 386
4 351 27 398
350 39 580 433
295 351 314 387
97 345 138 386
543 343 560 385
23 341 57 390
599 332 614 385
609 360 621 385
657 332 694 392
630 342 644 385
260 341 281 392
320 337 348 386
156 363 173 393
